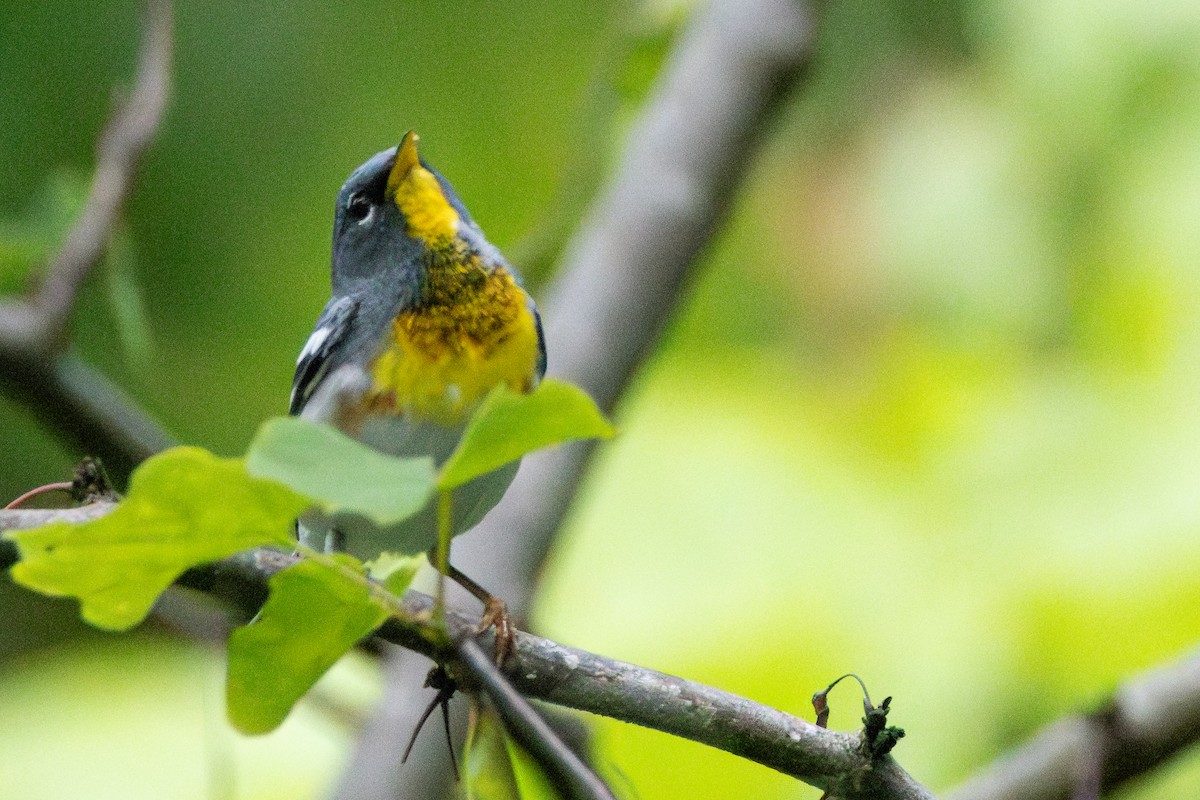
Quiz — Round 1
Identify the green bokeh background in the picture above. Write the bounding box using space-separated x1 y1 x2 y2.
3 0 1200 797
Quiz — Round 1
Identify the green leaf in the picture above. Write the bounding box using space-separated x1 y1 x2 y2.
464 706 564 800
506 735 565 800
366 552 426 595
226 559 389 734
439 379 615 491
465 705 523 800
5 447 307 630
245 416 436 525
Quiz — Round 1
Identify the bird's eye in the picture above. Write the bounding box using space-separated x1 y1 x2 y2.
346 193 372 222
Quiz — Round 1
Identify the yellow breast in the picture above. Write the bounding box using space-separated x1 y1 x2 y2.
367 253 540 425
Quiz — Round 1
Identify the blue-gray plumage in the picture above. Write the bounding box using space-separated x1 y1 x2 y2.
290 133 545 571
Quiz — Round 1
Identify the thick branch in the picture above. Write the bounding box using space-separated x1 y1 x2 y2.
0 505 930 800
223 560 930 799
456 0 816 614
2 354 175 481
946 647 1200 800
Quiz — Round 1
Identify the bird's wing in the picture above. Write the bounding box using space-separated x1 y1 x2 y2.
530 297 547 384
289 296 359 415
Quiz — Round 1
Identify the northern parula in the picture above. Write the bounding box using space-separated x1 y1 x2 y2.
290 132 545 648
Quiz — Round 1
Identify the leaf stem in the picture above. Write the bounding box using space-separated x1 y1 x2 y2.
433 489 453 625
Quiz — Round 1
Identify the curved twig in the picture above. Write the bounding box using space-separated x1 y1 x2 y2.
0 0 172 356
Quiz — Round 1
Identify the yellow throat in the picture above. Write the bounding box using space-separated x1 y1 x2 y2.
367 132 540 425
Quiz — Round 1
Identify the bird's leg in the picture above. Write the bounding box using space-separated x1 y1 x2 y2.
430 489 513 664
444 563 514 667
422 553 514 665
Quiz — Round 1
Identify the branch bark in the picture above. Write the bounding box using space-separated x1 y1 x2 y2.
456 0 816 616
0 504 931 800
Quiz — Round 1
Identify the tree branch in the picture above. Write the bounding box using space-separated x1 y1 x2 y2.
0 0 171 356
0 504 931 800
0 0 175 481
946 647 1200 800
456 0 816 616
2 354 175 481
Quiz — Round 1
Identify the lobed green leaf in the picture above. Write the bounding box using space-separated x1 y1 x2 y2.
226 558 390 735
4 447 307 630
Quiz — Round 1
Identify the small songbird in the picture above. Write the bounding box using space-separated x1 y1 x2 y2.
290 132 546 650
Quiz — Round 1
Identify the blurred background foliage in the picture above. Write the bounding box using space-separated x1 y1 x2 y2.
2 0 1200 797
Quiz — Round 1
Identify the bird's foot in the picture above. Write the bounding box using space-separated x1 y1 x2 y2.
475 595 514 666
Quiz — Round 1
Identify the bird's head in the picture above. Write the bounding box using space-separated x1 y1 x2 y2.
330 131 477 293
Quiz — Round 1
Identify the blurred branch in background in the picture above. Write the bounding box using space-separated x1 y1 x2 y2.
0 507 930 800
947 647 1200 800
338 0 819 797
0 0 175 480
472 0 816 609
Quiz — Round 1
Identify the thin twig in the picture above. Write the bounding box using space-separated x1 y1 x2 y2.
457 638 617 800
4 482 74 510
0 0 172 356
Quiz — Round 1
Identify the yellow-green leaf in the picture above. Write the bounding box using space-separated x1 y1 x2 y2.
366 552 426 595
464 705 564 800
439 380 615 491
246 416 436 525
465 705 523 800
506 735 565 800
226 559 389 734
4 447 307 630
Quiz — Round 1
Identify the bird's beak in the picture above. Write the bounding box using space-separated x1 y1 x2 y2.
384 130 460 243
387 130 421 196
